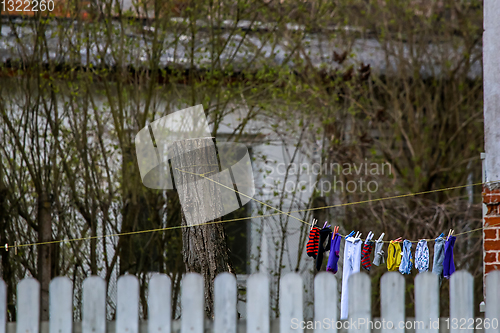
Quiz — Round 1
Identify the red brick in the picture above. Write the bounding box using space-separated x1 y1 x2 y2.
483 186 500 194
485 251 498 262
485 264 500 274
484 240 500 251
484 216 500 226
484 197 500 205
484 229 498 240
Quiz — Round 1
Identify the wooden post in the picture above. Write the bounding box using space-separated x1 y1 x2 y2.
415 272 439 333
280 273 303 333
17 278 40 333
380 272 405 333
49 277 73 333
348 273 371 333
314 272 337 333
214 273 237 333
247 273 270 333
181 273 204 333
450 271 474 333
485 270 500 333
0 279 6 333
116 275 139 333
148 274 172 333
82 277 106 333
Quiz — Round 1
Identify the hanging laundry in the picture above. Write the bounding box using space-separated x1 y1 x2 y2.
327 233 341 273
340 233 362 320
361 231 374 271
306 227 320 259
387 240 402 271
399 240 413 274
414 240 429 273
432 235 445 284
315 227 332 271
443 235 456 279
372 233 385 266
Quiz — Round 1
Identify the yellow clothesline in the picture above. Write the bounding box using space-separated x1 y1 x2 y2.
2 172 497 252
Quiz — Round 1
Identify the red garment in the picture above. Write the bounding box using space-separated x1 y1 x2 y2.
361 242 373 271
306 227 320 259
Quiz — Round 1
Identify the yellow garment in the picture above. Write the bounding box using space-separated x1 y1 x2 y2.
387 240 402 271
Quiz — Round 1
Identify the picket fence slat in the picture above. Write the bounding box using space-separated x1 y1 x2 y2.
2 269 499 333
485 270 500 333
247 273 269 333
380 272 404 333
0 279 6 333
348 273 371 333
49 277 73 333
117 275 139 333
82 276 106 333
314 272 337 333
280 273 303 333
181 273 204 333
415 272 439 333
450 271 473 333
17 278 40 333
148 274 172 333
214 273 237 333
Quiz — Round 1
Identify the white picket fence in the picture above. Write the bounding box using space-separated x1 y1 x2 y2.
0 270 499 333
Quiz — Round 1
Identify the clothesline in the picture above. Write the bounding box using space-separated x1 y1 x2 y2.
2 172 497 252
308 221 496 244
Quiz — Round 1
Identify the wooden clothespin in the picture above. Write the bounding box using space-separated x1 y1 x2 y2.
4 243 8 252
394 237 403 242
447 229 455 241
332 226 339 238
310 218 317 230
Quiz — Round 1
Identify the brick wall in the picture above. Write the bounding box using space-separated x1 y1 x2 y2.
482 186 500 275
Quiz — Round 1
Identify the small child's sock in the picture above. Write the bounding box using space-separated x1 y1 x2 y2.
306 227 320 259
361 242 373 271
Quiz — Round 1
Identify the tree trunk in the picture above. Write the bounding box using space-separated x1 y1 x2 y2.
170 138 234 317
37 191 52 321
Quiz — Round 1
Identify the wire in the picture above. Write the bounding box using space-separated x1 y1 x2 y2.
2 173 497 251
178 168 497 243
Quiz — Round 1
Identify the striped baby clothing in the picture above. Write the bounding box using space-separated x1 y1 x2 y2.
307 227 320 259
399 240 413 274
415 240 429 273
361 241 373 271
